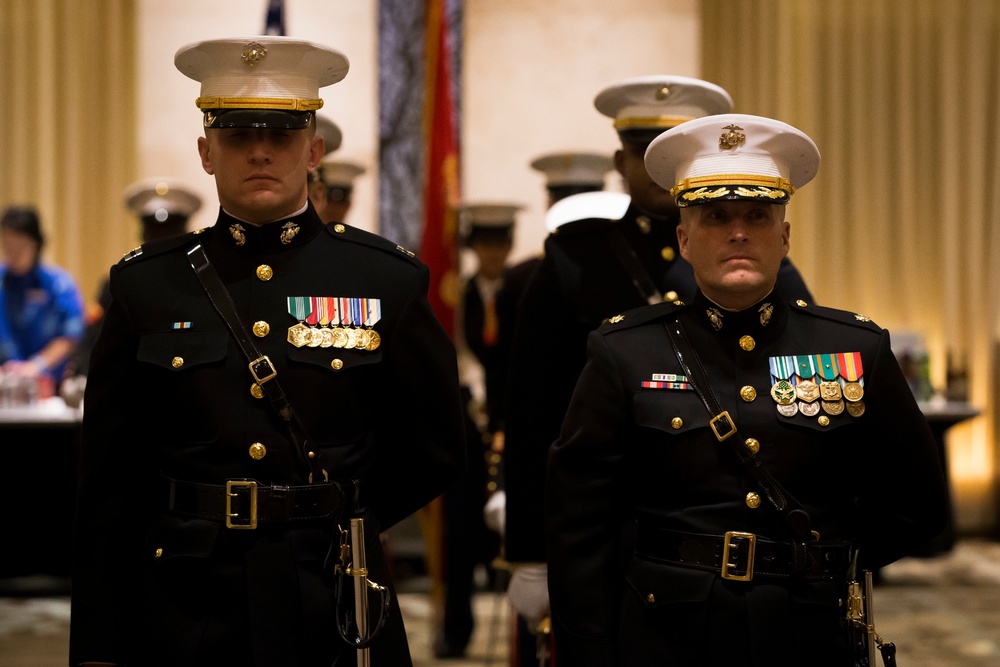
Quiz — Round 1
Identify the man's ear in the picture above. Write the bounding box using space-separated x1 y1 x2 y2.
198 136 214 175
676 217 690 262
612 148 626 178
308 135 324 171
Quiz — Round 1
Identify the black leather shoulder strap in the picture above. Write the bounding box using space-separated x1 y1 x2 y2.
664 315 812 540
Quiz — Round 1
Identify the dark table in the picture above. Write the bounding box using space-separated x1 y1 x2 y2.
0 399 82 578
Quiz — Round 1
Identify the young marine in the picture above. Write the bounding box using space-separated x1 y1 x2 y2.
71 36 465 667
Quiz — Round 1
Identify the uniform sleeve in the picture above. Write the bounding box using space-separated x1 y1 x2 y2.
854 329 949 569
363 262 466 530
503 249 589 562
70 266 151 664
545 331 629 666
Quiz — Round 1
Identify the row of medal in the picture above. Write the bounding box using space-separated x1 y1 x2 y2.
286 296 382 351
768 352 865 418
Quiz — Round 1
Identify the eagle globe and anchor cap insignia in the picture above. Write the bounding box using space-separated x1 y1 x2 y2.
719 124 746 150
241 41 267 67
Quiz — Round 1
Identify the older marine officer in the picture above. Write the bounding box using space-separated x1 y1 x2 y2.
504 76 815 637
545 114 948 666
71 36 465 667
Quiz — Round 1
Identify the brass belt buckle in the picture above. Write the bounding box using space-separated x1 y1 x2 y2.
721 531 755 581
226 479 258 529
249 356 277 385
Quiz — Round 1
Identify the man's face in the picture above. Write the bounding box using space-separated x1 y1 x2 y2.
1 229 39 276
198 123 323 225
614 140 675 217
677 201 790 309
470 240 512 281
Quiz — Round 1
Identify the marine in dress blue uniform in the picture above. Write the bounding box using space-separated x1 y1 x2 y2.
545 114 948 666
504 77 813 626
70 36 465 667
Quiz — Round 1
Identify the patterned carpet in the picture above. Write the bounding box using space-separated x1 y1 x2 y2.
3 540 999 666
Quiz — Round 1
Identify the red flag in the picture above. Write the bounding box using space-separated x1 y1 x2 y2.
420 0 460 338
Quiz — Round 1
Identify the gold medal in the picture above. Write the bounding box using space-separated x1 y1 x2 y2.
846 400 866 417
345 327 359 349
821 399 845 415
795 379 820 402
287 322 309 348
842 381 864 402
770 380 796 405
332 327 348 348
355 328 372 349
365 330 381 351
799 401 821 417
319 327 334 348
820 381 843 401
777 402 799 417
307 326 322 348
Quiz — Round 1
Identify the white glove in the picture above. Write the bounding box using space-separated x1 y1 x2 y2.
507 562 549 631
484 490 506 537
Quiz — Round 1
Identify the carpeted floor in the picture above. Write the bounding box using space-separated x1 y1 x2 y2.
3 539 999 666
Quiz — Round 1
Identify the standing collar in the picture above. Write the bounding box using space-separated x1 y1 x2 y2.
214 203 323 254
689 288 788 343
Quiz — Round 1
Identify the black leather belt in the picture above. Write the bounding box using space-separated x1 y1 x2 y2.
635 526 854 581
164 476 349 529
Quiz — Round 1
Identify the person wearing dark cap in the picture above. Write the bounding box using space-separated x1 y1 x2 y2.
0 205 85 387
64 180 204 382
70 36 465 667
306 114 343 218
530 151 614 208
545 114 947 666
314 158 366 225
433 202 521 658
502 76 815 650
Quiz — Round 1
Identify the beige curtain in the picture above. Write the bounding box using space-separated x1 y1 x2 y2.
702 0 1000 532
0 0 137 307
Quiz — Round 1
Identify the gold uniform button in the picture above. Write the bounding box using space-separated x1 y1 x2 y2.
154 548 163 558
661 247 675 262
818 415 830 426
171 356 184 369
664 290 678 302
256 264 273 281
252 321 270 337
331 359 344 371
250 383 265 399
740 385 757 402
744 438 760 454
796 300 808 307
746 491 762 509
646 593 656 604
739 335 755 351
670 417 683 429
333 224 346 233
249 442 267 460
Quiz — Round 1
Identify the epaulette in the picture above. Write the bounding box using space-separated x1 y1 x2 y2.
790 299 883 333
117 229 206 268
550 216 616 238
597 299 688 335
324 222 422 267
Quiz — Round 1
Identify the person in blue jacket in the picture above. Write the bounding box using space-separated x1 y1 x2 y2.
0 205 84 386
